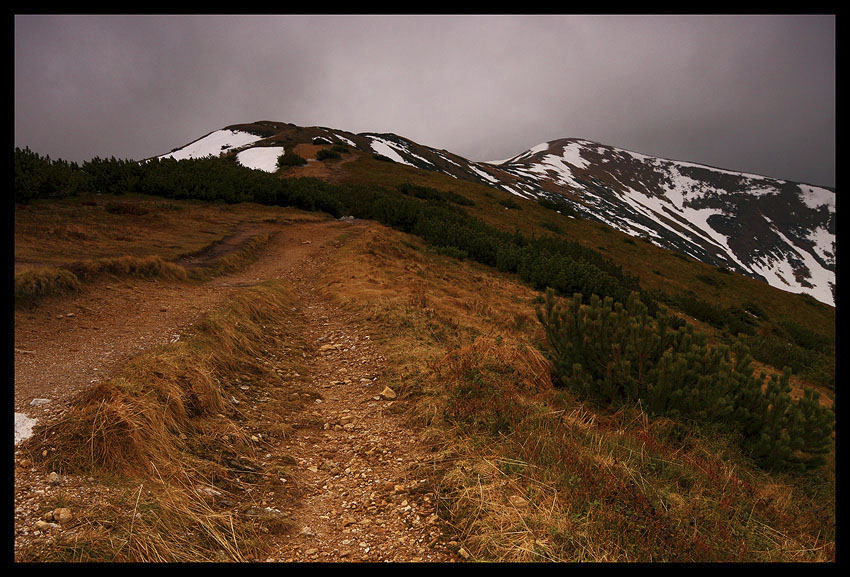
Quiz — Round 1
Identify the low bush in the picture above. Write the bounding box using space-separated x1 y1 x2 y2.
277 151 307 167
316 148 341 161
537 289 833 471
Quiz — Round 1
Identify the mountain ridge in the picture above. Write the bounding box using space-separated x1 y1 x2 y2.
159 121 836 306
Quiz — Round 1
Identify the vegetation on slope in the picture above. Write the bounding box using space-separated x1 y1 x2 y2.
320 225 835 561
13 145 836 559
20 281 309 561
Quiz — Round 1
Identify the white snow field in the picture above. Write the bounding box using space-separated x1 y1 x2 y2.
159 129 264 161
236 146 285 173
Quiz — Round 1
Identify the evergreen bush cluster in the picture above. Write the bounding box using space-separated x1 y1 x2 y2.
537 289 833 470
675 294 757 336
277 150 307 167
396 183 474 206
13 150 644 313
315 148 341 161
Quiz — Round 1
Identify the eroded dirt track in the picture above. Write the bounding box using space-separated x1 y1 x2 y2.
14 217 458 562
14 220 341 411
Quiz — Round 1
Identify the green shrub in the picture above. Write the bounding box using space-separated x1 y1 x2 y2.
316 148 341 161
537 289 833 471
277 151 307 167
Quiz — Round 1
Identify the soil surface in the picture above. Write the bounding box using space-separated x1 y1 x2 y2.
174 224 274 269
14 221 331 411
14 218 461 562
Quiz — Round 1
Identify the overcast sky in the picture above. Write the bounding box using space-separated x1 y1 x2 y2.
14 14 835 187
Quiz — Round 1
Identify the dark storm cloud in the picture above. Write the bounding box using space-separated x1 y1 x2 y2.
14 14 835 187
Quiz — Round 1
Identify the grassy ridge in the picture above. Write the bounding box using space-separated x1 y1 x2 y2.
320 223 835 562
14 195 322 308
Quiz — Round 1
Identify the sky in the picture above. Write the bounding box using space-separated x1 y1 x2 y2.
14 14 836 187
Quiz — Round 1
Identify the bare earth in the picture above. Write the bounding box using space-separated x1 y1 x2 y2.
14 219 459 562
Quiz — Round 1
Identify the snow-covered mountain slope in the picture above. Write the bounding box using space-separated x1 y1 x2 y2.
484 139 836 306
332 132 836 307
158 129 265 161
158 123 836 306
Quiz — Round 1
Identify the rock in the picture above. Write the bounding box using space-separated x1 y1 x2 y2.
458 547 470 559
299 525 315 537
35 520 60 531
53 508 73 524
379 387 397 400
42 511 55 522
29 398 51 406
47 472 62 486
341 517 356 527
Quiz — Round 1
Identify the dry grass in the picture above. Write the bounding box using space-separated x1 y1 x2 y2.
20 281 306 561
15 193 323 269
65 255 189 283
14 193 298 308
15 267 83 306
317 221 836 562
189 231 277 279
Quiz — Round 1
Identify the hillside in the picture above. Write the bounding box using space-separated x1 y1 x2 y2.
13 125 836 562
154 122 835 306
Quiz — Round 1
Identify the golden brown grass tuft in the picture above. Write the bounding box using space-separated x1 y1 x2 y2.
14 267 82 306
21 281 302 561
65 255 189 283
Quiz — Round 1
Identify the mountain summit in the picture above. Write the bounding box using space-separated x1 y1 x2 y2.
159 122 836 306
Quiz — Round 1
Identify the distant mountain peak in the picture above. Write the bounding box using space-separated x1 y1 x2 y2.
160 124 836 306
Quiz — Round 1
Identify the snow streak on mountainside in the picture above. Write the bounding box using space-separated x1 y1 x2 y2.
159 124 836 306
483 139 836 306
326 130 836 307
158 129 264 161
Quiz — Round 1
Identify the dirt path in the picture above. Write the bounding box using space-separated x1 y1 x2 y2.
255 249 455 562
14 220 343 412
15 216 460 562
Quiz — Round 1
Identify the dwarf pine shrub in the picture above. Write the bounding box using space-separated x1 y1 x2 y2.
537 289 833 471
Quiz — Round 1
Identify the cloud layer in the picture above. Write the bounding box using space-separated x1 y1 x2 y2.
15 15 835 186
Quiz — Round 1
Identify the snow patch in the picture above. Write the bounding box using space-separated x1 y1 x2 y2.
159 129 264 161
236 146 285 173
333 134 357 148
15 412 37 445
560 141 590 169
798 184 835 211
367 137 415 167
